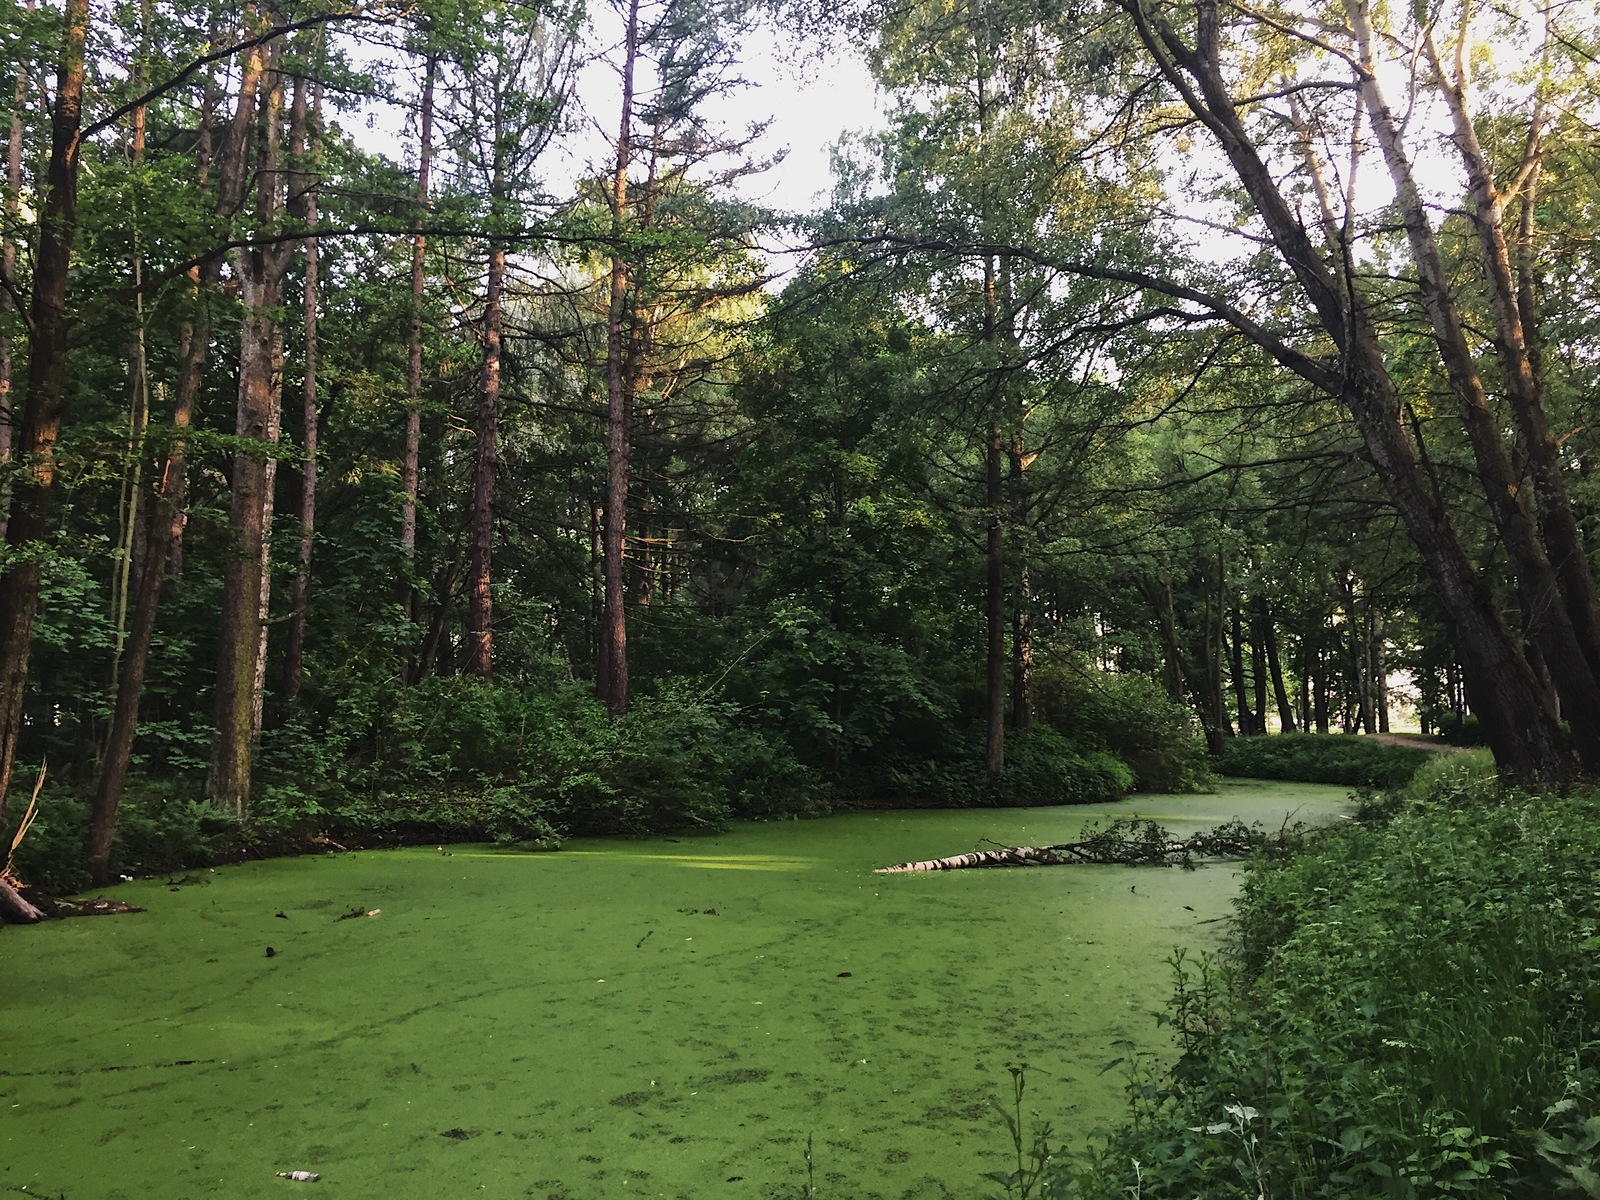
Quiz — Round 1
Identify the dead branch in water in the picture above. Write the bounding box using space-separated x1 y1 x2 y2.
873 818 1283 874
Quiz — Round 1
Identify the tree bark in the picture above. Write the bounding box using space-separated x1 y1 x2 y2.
984 418 1005 773
1256 597 1296 733
400 56 435 654
464 236 503 680
281 70 318 703
0 0 87 824
0 14 30 542
211 36 291 818
88 31 232 883
0 878 44 923
1228 601 1256 735
87 283 210 884
598 0 641 717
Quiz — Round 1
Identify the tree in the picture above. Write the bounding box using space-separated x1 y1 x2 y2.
442 0 577 680
0 0 87 823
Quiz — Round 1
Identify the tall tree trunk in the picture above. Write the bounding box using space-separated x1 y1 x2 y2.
1008 439 1032 732
0 11 31 542
1145 573 1187 703
1249 611 1268 734
1422 26 1600 690
1228 601 1255 735
210 37 289 818
464 235 503 680
1197 555 1230 752
1369 604 1389 733
87 34 230 882
0 0 87 824
87 281 211 884
281 70 319 703
414 555 459 684
110 0 153 701
599 0 640 717
1257 597 1296 733
401 56 435 658
1341 0 1600 770
1132 0 1574 782
984 418 1005 773
1312 640 1330 734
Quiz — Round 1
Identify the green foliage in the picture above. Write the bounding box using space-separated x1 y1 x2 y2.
259 675 827 842
1219 732 1434 788
847 724 1134 808
6 774 236 895
1035 663 1213 793
1056 790 1600 1199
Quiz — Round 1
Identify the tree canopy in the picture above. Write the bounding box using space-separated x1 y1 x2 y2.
2 0 1599 887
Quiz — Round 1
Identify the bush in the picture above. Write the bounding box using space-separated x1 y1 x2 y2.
845 725 1134 808
1034 664 1213 793
1057 789 1600 1199
1219 731 1434 788
5 773 237 895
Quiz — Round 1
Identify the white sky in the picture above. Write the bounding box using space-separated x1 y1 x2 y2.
559 22 888 217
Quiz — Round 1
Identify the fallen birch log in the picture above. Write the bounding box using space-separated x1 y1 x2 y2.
874 818 1274 874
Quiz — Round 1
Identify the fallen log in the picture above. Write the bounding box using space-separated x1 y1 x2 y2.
0 878 45 923
874 818 1275 874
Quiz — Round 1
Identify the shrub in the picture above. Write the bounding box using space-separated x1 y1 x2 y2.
1057 790 1600 1199
845 725 1134 808
1034 664 1213 793
1219 731 1433 788
5 773 237 895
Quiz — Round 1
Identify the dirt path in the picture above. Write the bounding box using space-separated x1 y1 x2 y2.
1367 732 1476 754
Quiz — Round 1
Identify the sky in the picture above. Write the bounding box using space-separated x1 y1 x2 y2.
557 20 888 217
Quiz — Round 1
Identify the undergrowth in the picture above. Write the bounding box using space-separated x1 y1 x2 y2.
1048 756 1600 1198
1219 731 1434 788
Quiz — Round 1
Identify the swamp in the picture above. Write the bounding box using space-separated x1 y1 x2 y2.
4 782 1347 1199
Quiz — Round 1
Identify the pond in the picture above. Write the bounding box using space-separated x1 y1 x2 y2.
1 779 1348 1199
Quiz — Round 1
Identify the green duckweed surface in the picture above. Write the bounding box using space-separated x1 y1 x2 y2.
3 779 1348 1199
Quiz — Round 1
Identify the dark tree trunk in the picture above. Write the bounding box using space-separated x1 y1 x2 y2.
1256 597 1296 733
281 72 319 704
0 21 29 542
88 38 228 881
1145 574 1187 703
464 239 503 680
1008 440 1033 732
414 556 459 684
598 0 640 717
984 419 1005 774
0 0 86 824
1199 556 1231 754
1229 602 1256 735
400 56 434 657
88 284 208 884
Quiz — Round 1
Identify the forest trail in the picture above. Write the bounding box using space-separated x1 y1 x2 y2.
1366 732 1476 754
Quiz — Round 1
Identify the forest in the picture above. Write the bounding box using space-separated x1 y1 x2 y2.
5 0 1595 879
3 0 1600 1192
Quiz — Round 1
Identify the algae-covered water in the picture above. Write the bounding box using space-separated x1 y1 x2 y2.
3 780 1347 1199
